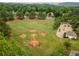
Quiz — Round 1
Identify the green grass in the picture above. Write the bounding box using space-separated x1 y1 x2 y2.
6 19 79 56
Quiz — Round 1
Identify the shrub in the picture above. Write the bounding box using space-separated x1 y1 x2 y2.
0 33 27 56
0 32 5 40
64 41 71 49
0 22 11 38
0 39 27 56
51 47 69 56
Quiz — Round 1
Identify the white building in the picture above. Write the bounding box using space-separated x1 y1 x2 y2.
56 22 77 39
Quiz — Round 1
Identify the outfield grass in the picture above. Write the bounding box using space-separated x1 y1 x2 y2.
7 19 79 56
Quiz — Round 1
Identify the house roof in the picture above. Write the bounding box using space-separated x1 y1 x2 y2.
66 32 77 37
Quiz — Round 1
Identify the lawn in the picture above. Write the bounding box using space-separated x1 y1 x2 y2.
7 19 79 56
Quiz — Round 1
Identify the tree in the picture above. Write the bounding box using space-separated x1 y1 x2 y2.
16 11 24 20
0 10 8 22
25 12 29 17
38 12 47 19
76 27 79 35
28 11 36 19
7 11 14 21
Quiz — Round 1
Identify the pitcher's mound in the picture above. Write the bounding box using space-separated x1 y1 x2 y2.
31 33 37 37
19 34 27 39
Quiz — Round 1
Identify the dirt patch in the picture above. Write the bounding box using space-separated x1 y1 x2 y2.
31 33 37 37
29 39 40 48
30 29 37 33
40 32 47 37
19 34 27 39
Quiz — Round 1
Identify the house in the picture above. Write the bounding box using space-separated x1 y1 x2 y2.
56 22 77 39
47 12 54 17
46 12 54 20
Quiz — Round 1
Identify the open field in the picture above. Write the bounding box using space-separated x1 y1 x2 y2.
6 19 79 56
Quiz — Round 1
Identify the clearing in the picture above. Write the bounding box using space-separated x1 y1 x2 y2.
7 19 79 56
